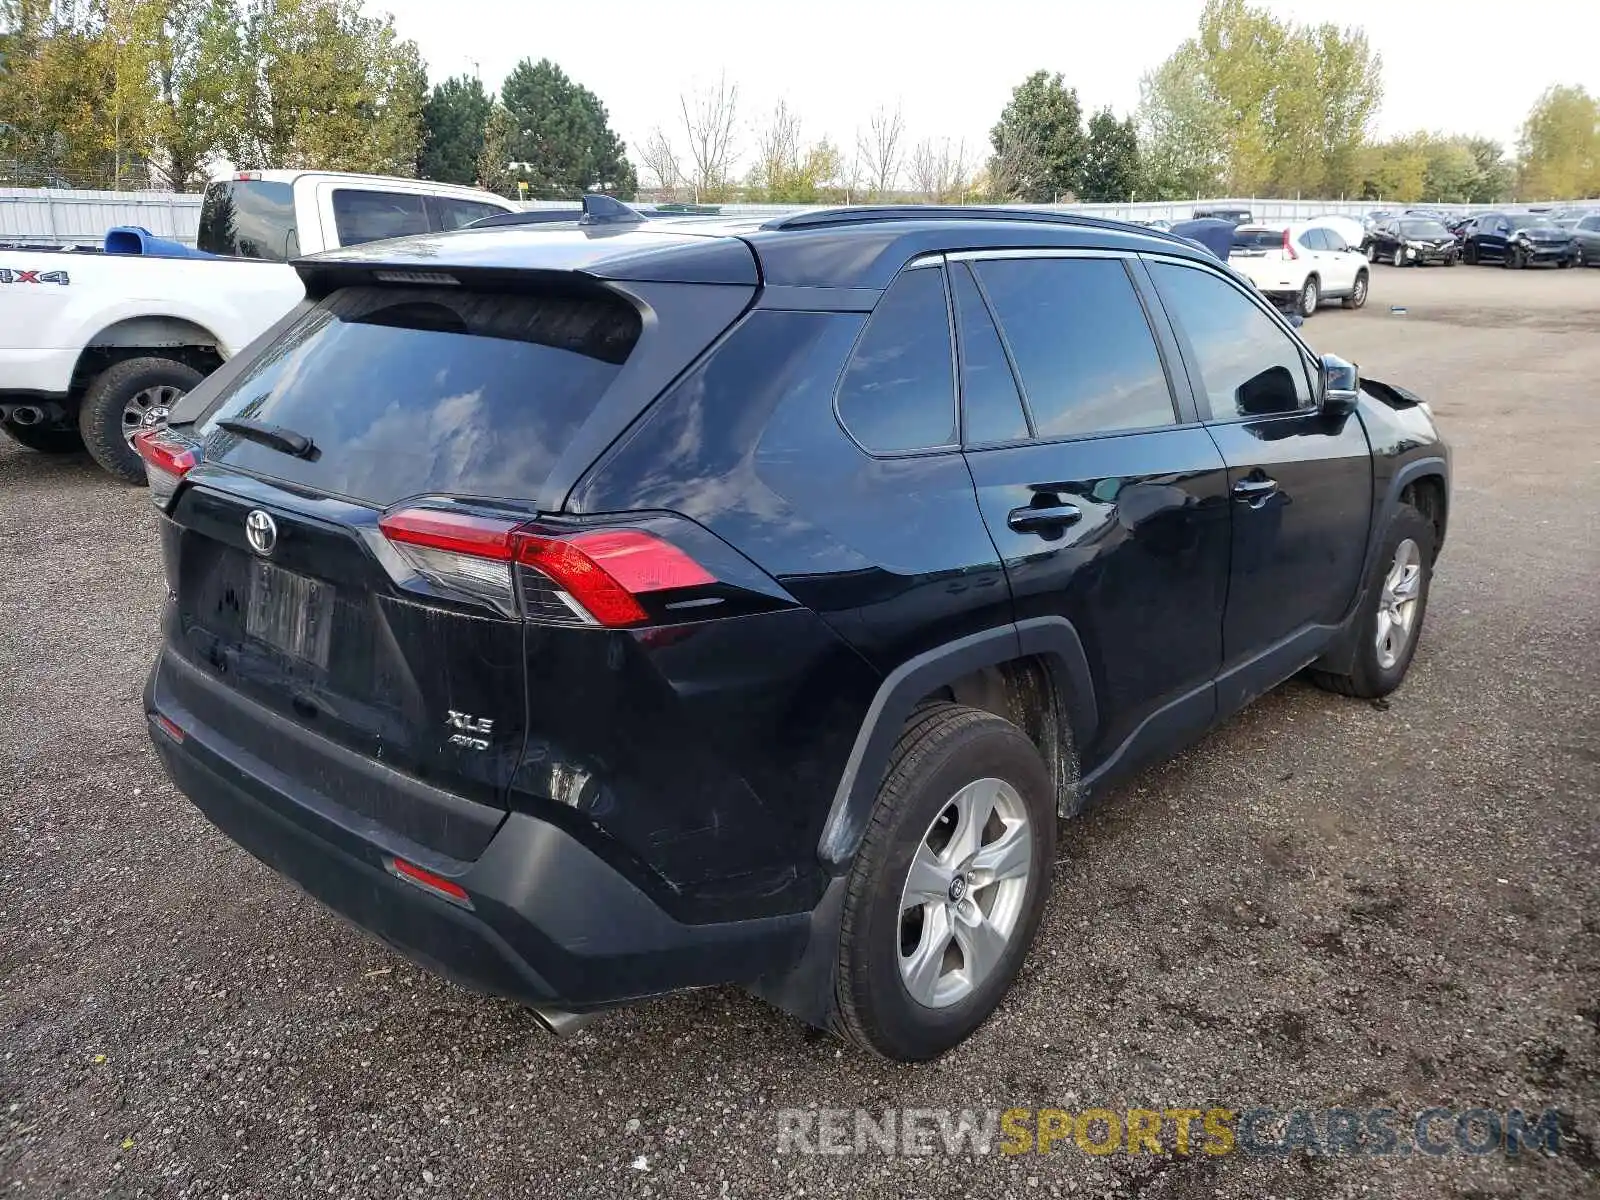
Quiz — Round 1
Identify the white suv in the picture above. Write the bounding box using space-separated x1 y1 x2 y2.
1227 221 1370 318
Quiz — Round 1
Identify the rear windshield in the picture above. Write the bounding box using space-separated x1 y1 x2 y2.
195 286 641 505
1513 216 1555 230
1231 229 1285 249
197 180 297 260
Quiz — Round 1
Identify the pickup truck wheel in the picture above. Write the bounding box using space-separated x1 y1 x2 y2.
2 422 84 455
830 702 1056 1061
79 357 203 484
1310 503 1436 699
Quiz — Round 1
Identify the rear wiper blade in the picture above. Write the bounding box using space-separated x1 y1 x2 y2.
217 417 318 460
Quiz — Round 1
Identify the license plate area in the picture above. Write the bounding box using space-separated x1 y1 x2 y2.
245 559 333 668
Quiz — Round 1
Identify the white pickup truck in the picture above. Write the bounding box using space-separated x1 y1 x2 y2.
0 170 516 481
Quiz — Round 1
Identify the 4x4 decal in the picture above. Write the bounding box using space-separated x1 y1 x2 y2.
0 268 70 285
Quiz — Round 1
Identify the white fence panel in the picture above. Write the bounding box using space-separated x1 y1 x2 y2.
0 189 203 246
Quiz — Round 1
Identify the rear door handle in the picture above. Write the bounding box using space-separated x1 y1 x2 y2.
1007 503 1082 533
1232 476 1279 507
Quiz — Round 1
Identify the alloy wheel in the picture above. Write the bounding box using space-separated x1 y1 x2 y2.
121 384 184 445
1375 537 1423 670
897 777 1032 1009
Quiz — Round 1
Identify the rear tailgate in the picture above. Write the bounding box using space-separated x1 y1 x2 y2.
156 253 757 858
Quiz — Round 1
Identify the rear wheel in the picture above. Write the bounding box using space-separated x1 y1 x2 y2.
78 356 203 484
2 422 84 455
830 703 1057 1061
1309 503 1436 699
1342 270 1369 309
1299 274 1320 317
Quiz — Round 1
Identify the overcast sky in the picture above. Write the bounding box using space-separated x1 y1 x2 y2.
381 0 1595 174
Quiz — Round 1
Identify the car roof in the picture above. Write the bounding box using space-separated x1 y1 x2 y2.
296 204 1220 292
215 170 513 203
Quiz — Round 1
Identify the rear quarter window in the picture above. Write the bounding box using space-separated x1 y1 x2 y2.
196 286 641 506
835 265 957 454
197 180 296 259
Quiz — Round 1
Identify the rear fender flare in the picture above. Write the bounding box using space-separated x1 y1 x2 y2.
816 618 1097 871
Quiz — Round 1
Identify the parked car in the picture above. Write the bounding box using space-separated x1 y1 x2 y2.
0 170 517 481
1362 217 1460 266
138 199 1448 1061
1193 205 1253 224
1547 206 1596 231
1228 220 1370 315
1307 214 1367 250
1363 209 1397 231
1461 212 1577 268
1571 213 1600 266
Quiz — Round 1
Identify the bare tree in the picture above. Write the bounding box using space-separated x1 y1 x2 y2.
908 137 970 203
750 98 801 200
985 128 1039 202
679 73 739 201
639 126 684 199
858 104 905 199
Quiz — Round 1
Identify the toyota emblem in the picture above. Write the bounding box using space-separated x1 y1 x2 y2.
245 509 277 557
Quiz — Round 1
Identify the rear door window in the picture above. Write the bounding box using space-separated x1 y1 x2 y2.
197 180 296 260
330 189 431 246
835 265 957 454
950 263 1029 444
196 286 641 505
973 257 1177 439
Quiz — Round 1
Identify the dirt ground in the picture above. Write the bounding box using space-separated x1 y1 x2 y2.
2 260 1597 1199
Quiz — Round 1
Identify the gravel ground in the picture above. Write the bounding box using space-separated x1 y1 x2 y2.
2 263 1597 1199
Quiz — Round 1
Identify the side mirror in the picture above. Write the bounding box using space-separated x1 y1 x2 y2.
1319 353 1360 416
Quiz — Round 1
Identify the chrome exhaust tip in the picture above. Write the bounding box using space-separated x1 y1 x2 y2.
529 1005 602 1036
9 405 44 426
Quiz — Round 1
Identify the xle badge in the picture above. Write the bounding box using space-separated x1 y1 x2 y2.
446 709 493 751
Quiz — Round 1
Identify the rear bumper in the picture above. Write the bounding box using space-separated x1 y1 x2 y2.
145 657 810 1011
0 347 78 397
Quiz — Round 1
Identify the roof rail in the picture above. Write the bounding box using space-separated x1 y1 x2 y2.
466 208 582 230
759 204 1185 244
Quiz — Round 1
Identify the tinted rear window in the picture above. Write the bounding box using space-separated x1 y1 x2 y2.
197 287 641 505
1232 229 1285 249
197 180 297 260
331 189 431 246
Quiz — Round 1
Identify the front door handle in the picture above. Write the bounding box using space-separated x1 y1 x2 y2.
1007 503 1082 534
1232 476 1279 507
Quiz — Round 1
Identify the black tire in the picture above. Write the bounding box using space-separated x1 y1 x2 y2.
1299 274 1320 318
1391 247 1405 268
78 357 203 484
1464 242 1478 265
2 422 84 455
1308 503 1436 700
1503 246 1521 269
1366 243 1379 263
1342 270 1369 309
831 703 1057 1061
1557 258 1571 269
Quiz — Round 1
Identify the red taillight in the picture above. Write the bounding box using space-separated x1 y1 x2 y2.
378 508 518 559
389 857 471 907
378 506 716 628
153 713 185 742
134 429 198 508
516 529 714 627
1283 229 1298 260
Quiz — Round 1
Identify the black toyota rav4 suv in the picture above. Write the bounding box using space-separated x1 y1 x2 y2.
140 201 1450 1061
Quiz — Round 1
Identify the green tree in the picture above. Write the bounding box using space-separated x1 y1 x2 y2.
1135 46 1227 199
987 70 1085 201
1465 138 1514 203
220 0 425 175
475 101 513 195
1308 21 1382 197
1517 85 1599 199
419 73 490 184
129 0 244 189
499 57 635 198
1081 108 1139 201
